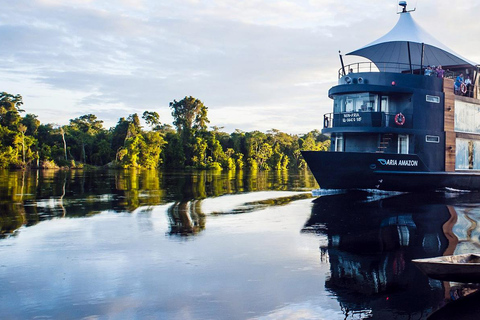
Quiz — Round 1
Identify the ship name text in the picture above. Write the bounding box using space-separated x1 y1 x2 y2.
378 159 418 167
342 113 362 123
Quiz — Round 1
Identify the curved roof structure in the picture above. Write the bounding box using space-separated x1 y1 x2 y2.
347 10 477 71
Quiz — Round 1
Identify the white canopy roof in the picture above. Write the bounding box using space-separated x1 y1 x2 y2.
347 11 477 70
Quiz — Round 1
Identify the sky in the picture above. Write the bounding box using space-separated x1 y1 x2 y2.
1 0 479 134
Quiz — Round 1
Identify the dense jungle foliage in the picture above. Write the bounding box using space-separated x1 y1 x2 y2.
0 92 330 170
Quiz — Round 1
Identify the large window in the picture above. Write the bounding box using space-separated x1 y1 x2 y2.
456 139 470 169
456 138 480 170
333 93 379 113
381 96 389 112
455 100 480 134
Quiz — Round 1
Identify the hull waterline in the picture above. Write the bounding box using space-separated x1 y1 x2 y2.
302 151 480 192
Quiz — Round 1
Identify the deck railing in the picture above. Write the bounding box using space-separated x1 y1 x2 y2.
339 61 479 98
339 62 425 78
323 112 413 129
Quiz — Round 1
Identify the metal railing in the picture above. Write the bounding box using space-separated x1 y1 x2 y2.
339 62 425 78
323 112 413 129
339 61 479 99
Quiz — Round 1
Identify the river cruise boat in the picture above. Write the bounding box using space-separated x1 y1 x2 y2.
302 2 480 192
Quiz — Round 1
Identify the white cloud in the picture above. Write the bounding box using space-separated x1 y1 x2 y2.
0 0 478 133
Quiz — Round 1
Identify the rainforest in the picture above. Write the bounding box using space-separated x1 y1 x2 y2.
0 92 329 170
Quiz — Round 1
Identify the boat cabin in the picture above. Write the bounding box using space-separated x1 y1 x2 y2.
323 3 480 173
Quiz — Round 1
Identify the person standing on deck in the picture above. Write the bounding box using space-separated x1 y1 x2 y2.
424 66 433 76
436 65 444 78
465 75 472 97
455 73 464 94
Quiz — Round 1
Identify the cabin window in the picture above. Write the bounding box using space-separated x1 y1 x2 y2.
380 96 389 112
456 139 469 169
398 135 409 154
426 95 440 103
333 93 379 113
456 139 480 170
425 135 440 143
474 141 480 170
334 134 344 152
455 100 480 134
345 98 354 112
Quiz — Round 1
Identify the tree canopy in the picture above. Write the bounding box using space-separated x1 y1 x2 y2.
0 93 329 170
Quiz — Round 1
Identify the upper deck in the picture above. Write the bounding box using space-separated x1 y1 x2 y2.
323 61 480 132
340 62 455 79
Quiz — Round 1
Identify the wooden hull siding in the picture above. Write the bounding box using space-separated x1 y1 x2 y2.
444 78 480 172
443 78 455 172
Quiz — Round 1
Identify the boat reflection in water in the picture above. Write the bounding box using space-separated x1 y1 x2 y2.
303 191 480 319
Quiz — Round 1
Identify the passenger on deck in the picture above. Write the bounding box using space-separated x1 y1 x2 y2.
436 65 445 78
465 76 472 97
455 73 464 94
424 66 433 76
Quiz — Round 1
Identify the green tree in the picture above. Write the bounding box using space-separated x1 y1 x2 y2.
68 114 105 164
18 123 27 163
138 131 166 168
142 111 161 131
192 136 208 168
169 96 210 167
163 131 185 168
21 114 40 136
0 92 24 130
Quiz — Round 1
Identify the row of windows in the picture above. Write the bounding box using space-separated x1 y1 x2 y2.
333 93 441 114
333 93 388 113
333 134 439 154
332 134 480 171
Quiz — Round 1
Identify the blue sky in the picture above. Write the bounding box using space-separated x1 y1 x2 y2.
1 0 479 133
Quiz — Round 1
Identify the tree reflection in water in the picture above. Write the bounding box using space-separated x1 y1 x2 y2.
4 169 480 318
0 169 317 238
167 200 205 236
302 191 480 319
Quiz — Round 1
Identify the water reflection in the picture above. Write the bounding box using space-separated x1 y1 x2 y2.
5 168 480 318
167 200 205 236
0 169 317 238
303 191 480 319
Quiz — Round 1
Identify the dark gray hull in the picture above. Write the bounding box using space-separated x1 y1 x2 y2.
302 151 480 192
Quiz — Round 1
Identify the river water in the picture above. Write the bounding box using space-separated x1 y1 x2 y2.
1 169 480 319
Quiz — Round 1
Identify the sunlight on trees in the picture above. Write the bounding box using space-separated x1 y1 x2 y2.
0 92 330 170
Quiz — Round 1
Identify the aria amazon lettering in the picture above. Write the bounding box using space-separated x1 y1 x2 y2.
378 159 418 167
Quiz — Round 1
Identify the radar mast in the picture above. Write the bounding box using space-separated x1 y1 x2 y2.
398 1 416 14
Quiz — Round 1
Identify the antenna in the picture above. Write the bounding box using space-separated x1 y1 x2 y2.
397 1 416 14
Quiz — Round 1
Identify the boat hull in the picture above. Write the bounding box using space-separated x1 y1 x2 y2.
301 151 480 191
412 254 480 283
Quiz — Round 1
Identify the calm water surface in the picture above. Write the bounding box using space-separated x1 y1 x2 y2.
1 169 480 319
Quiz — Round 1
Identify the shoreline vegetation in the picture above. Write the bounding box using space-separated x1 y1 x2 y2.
0 92 329 171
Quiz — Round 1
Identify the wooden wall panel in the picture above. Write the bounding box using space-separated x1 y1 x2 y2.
443 78 455 132
445 131 456 172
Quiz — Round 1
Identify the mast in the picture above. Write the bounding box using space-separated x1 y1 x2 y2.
407 42 413 74
420 43 425 74
339 51 346 76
